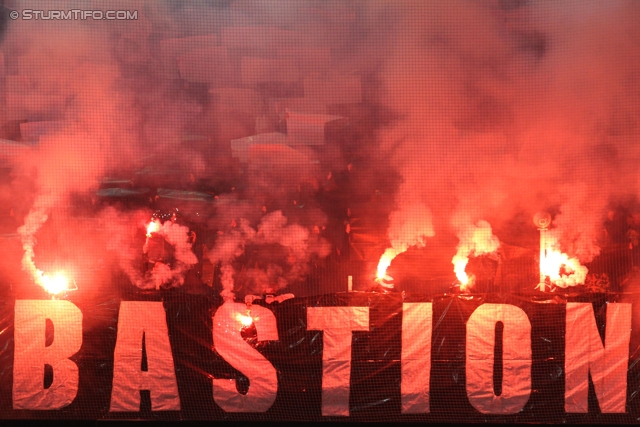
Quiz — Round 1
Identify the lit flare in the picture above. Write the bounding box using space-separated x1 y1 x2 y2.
376 248 399 280
451 220 499 292
236 312 253 327
538 243 587 288
453 254 472 291
146 220 159 237
37 270 70 295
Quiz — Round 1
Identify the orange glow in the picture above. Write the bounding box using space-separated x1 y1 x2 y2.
37 270 70 295
146 220 159 237
376 248 398 280
451 220 499 292
453 254 470 288
236 312 253 327
454 260 475 293
459 278 474 293
539 236 587 288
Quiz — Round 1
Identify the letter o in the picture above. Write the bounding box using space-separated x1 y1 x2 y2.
466 303 531 414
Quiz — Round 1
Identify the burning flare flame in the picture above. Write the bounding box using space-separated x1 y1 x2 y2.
146 220 159 237
538 233 587 289
18 207 73 296
36 270 71 295
452 220 499 292
376 202 435 285
452 255 473 291
376 248 399 281
236 311 254 327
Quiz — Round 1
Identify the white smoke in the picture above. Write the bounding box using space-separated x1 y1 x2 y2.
141 220 198 289
207 210 330 301
451 219 500 290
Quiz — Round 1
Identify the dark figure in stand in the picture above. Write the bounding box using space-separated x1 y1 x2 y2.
604 210 629 245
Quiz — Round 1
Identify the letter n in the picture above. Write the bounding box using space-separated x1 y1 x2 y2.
565 302 631 413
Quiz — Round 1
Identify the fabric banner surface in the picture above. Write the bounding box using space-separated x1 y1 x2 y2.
0 290 638 423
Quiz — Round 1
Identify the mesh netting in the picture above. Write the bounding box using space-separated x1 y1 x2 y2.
0 0 639 423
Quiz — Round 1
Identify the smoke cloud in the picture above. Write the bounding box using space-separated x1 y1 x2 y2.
1 0 640 297
206 210 330 301
373 0 640 285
